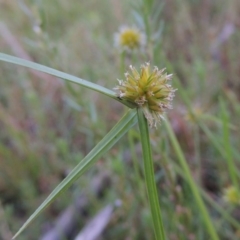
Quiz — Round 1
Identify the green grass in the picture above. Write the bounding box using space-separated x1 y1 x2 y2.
0 0 240 239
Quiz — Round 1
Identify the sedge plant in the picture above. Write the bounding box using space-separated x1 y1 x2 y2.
0 2 220 240
0 3 223 240
0 53 175 239
1 0 240 239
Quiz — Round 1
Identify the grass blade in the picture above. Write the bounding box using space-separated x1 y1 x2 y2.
220 98 239 189
0 53 135 108
164 117 219 240
137 108 166 240
168 156 240 229
13 109 137 239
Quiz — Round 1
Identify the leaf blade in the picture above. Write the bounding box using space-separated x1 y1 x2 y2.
164 117 219 240
12 109 137 239
0 53 135 108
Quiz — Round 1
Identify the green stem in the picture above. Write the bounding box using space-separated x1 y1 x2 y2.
194 125 201 184
137 108 166 240
120 50 126 76
164 118 219 240
169 155 240 229
220 98 239 190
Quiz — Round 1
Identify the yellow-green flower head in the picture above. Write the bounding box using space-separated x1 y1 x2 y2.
114 63 176 127
114 25 146 52
223 186 240 205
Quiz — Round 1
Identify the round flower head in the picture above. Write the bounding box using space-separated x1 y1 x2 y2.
223 186 240 205
114 26 146 52
114 63 176 127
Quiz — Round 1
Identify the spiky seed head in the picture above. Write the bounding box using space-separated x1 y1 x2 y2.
114 63 176 127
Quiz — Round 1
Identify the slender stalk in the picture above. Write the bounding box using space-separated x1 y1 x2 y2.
194 126 201 183
220 98 239 190
164 117 219 240
169 156 240 229
137 108 166 240
120 50 126 76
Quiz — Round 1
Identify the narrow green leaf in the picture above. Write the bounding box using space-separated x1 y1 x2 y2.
220 97 239 190
164 118 219 240
199 121 240 163
137 108 166 240
0 53 135 108
168 155 240 229
13 110 137 239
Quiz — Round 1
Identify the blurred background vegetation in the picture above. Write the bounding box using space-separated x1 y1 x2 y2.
0 0 240 239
